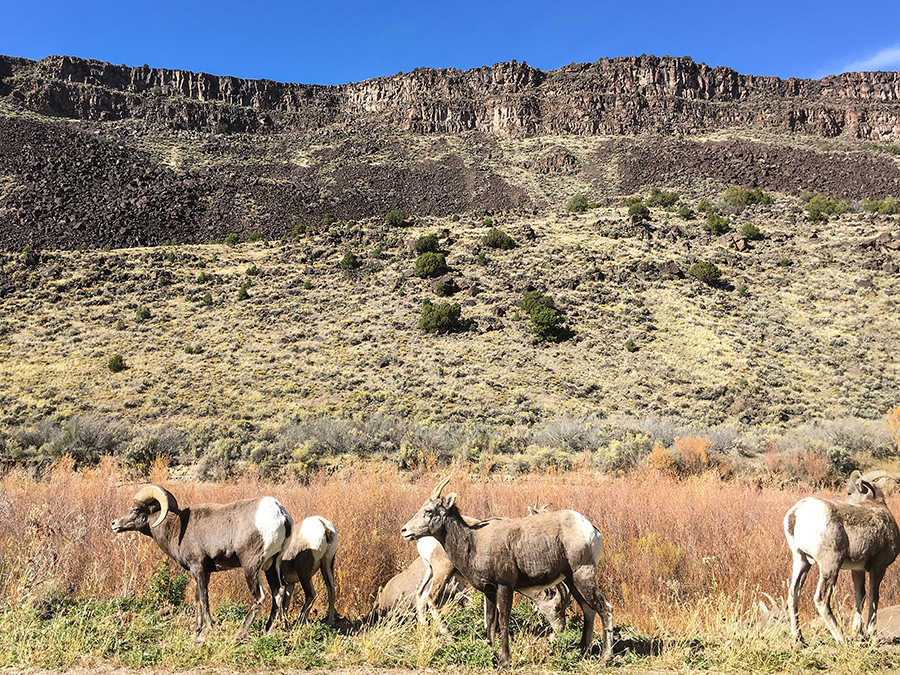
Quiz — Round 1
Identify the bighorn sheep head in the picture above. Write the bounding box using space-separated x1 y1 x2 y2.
401 475 454 541
112 484 178 532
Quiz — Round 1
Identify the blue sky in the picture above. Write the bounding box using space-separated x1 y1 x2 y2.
2 0 899 85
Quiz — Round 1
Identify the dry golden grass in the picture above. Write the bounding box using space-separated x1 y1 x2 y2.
3 458 900 632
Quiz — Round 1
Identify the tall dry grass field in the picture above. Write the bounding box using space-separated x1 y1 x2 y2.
2 457 898 635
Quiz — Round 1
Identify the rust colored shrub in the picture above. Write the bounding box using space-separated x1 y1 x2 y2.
645 441 677 475
674 436 712 476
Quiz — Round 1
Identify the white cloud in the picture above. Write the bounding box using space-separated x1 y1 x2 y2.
837 44 900 74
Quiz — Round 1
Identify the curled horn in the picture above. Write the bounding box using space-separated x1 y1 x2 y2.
862 469 893 482
430 475 453 500
133 485 174 528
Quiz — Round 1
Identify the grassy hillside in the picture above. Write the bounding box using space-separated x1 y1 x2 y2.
2 187 900 481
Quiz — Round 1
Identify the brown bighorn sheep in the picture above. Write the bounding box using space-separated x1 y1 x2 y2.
784 470 900 644
416 507 570 635
111 485 293 642
401 476 613 669
270 515 338 627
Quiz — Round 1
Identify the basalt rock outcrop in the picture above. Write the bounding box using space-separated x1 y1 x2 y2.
1 53 900 251
4 54 900 140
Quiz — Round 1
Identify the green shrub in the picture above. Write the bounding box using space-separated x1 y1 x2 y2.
703 212 730 235
237 281 251 300
385 208 405 227
805 194 849 222
483 216 493 227
322 213 338 228
521 291 567 342
303 280 313 290
246 232 265 243
340 251 360 271
625 338 638 352
677 203 694 219
738 222 762 240
862 196 900 214
529 305 565 342
224 233 240 246
414 252 448 278
184 344 204 355
477 251 487 266
142 559 188 610
201 292 213 306
116 318 126 331
627 201 650 221
482 228 515 250
197 271 208 283
414 233 441 254
646 187 679 208
689 261 723 286
451 214 461 222
246 265 260 276
697 198 712 213
135 305 151 322
721 185 774 206
215 121 229 134
108 354 125 373
566 193 590 213
419 299 461 333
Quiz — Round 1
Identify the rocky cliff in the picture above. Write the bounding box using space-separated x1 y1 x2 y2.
1 53 900 251
4 54 900 139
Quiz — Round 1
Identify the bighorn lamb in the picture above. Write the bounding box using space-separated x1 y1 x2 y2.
401 476 613 669
269 515 338 627
784 470 900 643
111 485 293 642
373 555 468 616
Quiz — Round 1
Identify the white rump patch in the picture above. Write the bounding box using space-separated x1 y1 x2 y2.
785 498 830 561
256 497 292 561
570 511 603 563
300 515 338 557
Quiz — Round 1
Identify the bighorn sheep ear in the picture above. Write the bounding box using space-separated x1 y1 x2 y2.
133 485 174 528
430 475 453 500
444 493 456 509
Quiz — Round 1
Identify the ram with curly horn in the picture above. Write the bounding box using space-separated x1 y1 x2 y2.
401 475 612 669
112 485 293 642
784 469 900 644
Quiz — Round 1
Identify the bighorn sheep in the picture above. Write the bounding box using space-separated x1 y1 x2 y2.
784 470 900 644
401 476 613 669
415 507 569 635
269 515 338 627
111 485 293 642
373 555 469 616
